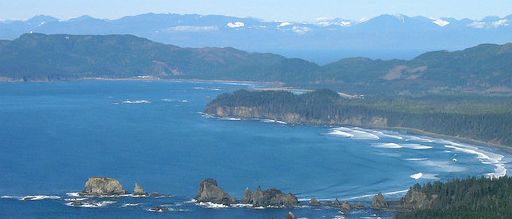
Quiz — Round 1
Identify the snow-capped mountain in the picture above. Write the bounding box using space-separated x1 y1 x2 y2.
0 13 510 63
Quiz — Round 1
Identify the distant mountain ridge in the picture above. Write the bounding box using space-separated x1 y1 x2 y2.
1 13 511 63
0 33 511 95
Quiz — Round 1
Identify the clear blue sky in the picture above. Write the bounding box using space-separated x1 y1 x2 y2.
1 0 511 21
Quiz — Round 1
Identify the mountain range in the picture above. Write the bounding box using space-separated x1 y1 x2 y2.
1 13 512 63
0 33 511 95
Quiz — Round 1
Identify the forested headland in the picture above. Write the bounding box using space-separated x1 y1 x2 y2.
397 176 512 218
205 89 512 147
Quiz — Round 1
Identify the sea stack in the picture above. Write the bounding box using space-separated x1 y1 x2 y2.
243 187 298 207
81 177 127 196
195 178 235 205
309 197 321 206
133 183 147 196
341 201 351 213
371 192 388 209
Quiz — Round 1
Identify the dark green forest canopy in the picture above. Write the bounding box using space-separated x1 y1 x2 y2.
1 33 511 95
397 176 512 219
206 89 512 146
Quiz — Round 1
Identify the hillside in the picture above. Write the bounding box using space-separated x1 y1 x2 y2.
0 33 511 95
1 13 512 63
0 33 317 82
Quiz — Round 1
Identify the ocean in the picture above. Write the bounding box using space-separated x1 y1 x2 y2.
0 80 510 218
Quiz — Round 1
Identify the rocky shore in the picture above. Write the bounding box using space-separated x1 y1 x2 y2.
66 176 427 216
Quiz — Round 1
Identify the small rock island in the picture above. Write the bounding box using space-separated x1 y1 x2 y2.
242 187 298 207
81 177 127 196
133 183 147 196
194 178 298 208
195 178 236 205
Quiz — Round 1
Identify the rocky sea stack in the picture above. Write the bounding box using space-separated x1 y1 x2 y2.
81 177 127 196
195 178 235 205
133 183 147 196
309 197 321 206
242 187 298 207
371 193 388 210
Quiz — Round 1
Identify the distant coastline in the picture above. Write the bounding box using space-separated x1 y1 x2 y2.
0 76 286 87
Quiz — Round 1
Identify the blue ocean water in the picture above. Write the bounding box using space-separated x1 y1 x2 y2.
0 80 510 218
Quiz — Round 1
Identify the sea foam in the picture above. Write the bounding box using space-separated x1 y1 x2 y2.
120 100 151 104
444 144 507 178
195 202 229 208
1 195 60 201
328 127 380 140
65 200 116 208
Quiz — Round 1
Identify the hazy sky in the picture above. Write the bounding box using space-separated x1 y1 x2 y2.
1 0 511 21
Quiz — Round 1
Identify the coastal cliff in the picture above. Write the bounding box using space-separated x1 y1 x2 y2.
205 89 512 147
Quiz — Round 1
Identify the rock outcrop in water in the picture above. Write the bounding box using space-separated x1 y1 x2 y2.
309 197 321 206
195 178 235 205
133 183 147 196
341 201 351 213
242 186 298 207
81 177 127 196
371 193 388 209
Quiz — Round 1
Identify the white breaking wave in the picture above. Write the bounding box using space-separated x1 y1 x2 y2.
193 86 221 91
368 130 403 140
220 117 241 121
66 192 80 197
404 158 428 161
65 201 116 208
445 144 507 178
402 144 432 150
120 100 151 104
195 202 229 208
418 160 466 173
372 143 403 149
64 198 88 201
121 203 141 207
411 172 439 180
261 119 287 124
403 135 434 143
328 127 380 140
372 143 431 150
198 112 215 119
410 172 423 180
1 195 60 201
345 189 409 201
230 203 253 208
161 99 189 103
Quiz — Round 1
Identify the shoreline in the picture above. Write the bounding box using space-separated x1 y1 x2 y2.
4 77 510 155
0 76 285 86
383 126 512 154
206 113 512 157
